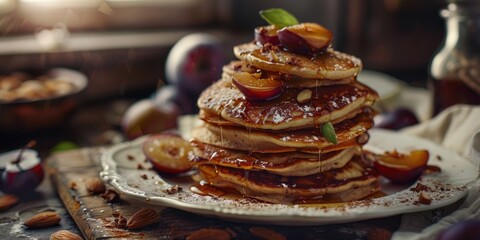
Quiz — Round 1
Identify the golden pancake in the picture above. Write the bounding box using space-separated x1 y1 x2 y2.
197 78 378 130
197 157 379 203
191 111 374 153
233 43 362 79
222 61 355 88
193 141 358 176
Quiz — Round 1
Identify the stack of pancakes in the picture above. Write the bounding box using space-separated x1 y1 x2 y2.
191 39 380 204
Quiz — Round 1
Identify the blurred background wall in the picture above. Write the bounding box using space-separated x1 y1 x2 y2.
0 0 445 101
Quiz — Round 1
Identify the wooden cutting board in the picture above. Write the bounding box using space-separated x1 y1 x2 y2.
46 148 400 240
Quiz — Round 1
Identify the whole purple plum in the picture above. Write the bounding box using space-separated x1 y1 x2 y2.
165 33 225 95
154 85 195 114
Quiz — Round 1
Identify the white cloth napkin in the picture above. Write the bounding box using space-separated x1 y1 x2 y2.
392 104 480 240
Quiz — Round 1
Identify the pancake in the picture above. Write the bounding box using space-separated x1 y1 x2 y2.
197 157 379 203
197 78 378 130
193 141 358 176
222 61 355 88
191 110 374 153
233 43 362 80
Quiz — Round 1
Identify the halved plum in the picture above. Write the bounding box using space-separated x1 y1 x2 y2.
277 23 332 55
373 149 429 184
255 25 281 46
142 134 194 174
231 72 283 101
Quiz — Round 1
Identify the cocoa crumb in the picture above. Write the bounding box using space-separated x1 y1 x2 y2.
101 189 120 203
260 42 279 53
410 183 431 192
163 185 182 194
285 57 300 66
137 164 144 170
127 155 135 161
140 174 148 180
436 155 442 161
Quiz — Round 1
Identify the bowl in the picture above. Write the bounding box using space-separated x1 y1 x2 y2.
0 68 88 133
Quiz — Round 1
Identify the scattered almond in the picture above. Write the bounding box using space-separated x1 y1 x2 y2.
296 89 312 103
85 178 106 194
24 211 61 228
249 227 286 240
367 228 392 240
50 230 83 240
0 194 20 211
126 208 161 230
418 191 432 205
186 228 232 240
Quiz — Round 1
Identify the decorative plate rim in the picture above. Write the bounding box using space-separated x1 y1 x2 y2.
100 129 478 225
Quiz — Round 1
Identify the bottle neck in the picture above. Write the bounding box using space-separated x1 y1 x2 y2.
442 4 480 50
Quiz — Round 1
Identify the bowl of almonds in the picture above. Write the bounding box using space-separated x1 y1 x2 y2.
0 68 87 133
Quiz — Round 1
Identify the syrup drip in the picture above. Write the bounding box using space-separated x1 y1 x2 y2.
247 126 252 155
318 148 322 174
220 125 224 148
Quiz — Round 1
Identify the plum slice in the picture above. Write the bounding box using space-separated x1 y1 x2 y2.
255 25 281 46
277 23 332 55
373 149 429 184
142 134 194 174
231 72 283 101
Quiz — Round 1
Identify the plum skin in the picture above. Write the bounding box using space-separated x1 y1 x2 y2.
1 164 44 194
437 220 480 240
277 23 332 55
165 33 225 95
373 150 429 184
375 108 419 130
255 25 281 46
231 72 283 101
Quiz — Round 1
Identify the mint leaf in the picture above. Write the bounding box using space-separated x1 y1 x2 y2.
321 122 337 144
259 8 299 28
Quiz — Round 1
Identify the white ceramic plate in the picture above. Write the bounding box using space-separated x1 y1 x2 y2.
100 129 478 225
358 70 404 103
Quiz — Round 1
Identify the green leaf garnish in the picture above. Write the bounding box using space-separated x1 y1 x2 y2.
50 141 78 153
259 8 299 28
321 122 337 144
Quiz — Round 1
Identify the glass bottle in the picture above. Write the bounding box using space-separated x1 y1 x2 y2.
428 1 480 116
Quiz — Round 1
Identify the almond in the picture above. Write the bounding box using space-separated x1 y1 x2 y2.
85 178 106 194
0 194 19 211
367 228 392 240
418 191 432 205
24 211 61 228
296 89 312 103
249 227 286 240
186 228 232 240
126 208 161 230
50 230 83 240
